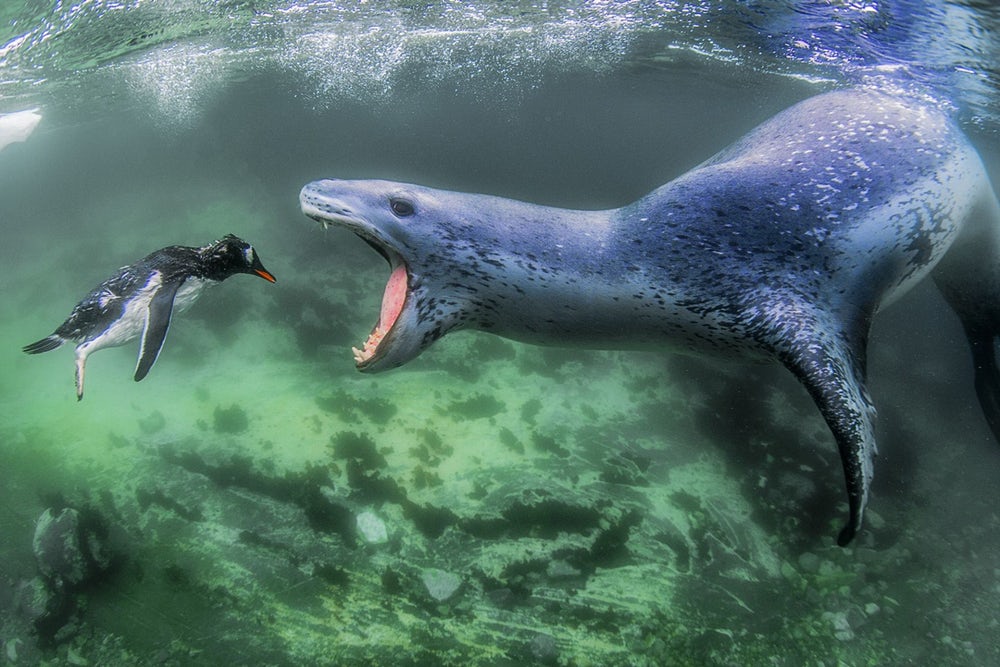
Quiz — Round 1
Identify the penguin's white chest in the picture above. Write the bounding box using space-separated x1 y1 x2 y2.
172 277 213 313
90 274 163 350
84 274 213 352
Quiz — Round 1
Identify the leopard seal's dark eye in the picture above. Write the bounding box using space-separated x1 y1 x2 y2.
390 198 415 217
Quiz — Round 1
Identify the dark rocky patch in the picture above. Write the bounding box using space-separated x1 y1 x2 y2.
136 487 204 522
520 398 542 424
213 404 249 434
316 390 398 424
160 446 355 542
498 427 524 454
137 410 166 434
442 393 506 420
531 432 570 458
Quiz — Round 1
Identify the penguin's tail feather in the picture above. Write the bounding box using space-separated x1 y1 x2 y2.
23 335 65 354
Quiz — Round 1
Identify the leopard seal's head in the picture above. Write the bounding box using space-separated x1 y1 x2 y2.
301 179 462 372
301 178 591 372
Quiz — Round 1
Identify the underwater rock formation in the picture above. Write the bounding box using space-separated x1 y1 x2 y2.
3 504 119 657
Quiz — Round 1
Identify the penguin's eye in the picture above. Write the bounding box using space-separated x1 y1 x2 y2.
390 198 415 218
242 247 255 264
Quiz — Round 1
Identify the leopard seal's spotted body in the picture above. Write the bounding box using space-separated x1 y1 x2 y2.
300 87 1000 545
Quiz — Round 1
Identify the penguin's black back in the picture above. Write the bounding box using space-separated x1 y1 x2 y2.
50 246 201 342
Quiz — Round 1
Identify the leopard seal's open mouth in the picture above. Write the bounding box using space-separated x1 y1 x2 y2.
298 177 617 374
299 180 414 372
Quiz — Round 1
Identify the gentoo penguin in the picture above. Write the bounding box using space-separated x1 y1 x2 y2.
23 234 276 400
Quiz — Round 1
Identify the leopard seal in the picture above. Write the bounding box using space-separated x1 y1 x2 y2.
299 87 1000 546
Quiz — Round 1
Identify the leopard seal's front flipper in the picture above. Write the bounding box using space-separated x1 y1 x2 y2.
300 87 1000 545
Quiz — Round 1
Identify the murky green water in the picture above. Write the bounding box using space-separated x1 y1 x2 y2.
1 2 999 665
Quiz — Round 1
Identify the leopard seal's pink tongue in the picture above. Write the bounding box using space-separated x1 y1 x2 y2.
380 264 407 331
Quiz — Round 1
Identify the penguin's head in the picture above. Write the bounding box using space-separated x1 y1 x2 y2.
204 234 277 283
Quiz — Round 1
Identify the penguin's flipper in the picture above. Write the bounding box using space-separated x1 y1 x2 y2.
134 280 182 382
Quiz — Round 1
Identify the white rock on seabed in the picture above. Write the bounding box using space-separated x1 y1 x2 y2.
421 569 462 602
822 611 855 641
6 638 22 663
356 511 389 544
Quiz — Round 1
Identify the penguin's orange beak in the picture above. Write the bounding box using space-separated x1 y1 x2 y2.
254 268 277 283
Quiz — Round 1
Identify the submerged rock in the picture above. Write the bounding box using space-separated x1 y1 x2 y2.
5 637 22 663
528 632 559 665
33 509 87 587
546 559 582 579
421 568 462 602
21 505 119 650
797 551 821 574
356 511 389 544
137 410 166 434
823 610 855 641
32 507 113 589
14 576 60 627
